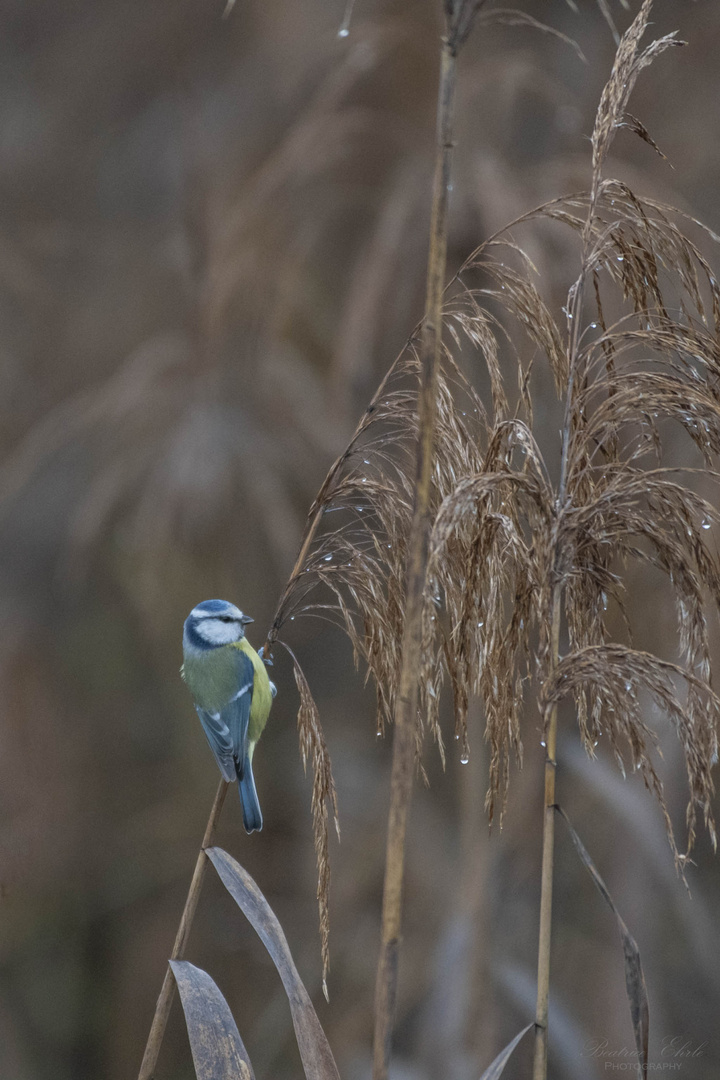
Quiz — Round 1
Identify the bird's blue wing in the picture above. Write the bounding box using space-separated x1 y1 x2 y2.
221 650 254 779
195 706 236 783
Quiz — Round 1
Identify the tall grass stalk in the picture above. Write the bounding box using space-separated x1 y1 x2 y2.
371 32 456 1080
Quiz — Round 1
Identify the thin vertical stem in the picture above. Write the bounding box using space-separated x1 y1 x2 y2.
532 588 562 1080
371 37 457 1080
138 778 229 1080
533 129 600 1078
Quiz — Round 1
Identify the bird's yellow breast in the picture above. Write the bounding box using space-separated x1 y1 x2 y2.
232 638 272 745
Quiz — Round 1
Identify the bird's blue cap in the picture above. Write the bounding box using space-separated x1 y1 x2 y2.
194 599 233 614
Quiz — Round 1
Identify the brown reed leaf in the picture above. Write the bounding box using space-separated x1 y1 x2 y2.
170 960 255 1080
206 848 341 1080
555 807 649 1071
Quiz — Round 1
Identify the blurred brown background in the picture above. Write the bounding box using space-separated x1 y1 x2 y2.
1 2 719 1078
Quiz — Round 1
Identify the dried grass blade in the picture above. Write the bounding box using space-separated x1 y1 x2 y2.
478 1023 534 1080
170 959 255 1080
206 847 341 1080
555 807 649 1070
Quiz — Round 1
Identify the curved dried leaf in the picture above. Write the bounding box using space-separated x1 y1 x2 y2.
555 807 649 1070
478 1022 534 1080
170 960 255 1080
206 847 341 1080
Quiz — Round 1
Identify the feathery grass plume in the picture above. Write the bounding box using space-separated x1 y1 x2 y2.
279 640 339 997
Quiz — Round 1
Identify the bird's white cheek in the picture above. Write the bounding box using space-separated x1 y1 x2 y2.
197 621 242 645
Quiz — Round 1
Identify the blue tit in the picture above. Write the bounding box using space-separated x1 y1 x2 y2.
181 599 276 833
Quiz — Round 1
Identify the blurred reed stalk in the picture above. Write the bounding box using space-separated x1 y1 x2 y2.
370 34 455 1080
372 5 484 1078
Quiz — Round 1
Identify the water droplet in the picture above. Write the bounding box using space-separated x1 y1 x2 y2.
589 322 598 329
363 459 370 465
290 615 295 621
625 681 632 692
460 752 469 765
602 592 608 610
702 519 711 530
540 739 546 748
617 255 624 262
324 553 333 562
477 620 484 628
376 727 382 737
338 26 349 37
454 733 460 740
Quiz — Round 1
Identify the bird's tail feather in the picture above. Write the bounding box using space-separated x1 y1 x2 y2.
239 757 263 833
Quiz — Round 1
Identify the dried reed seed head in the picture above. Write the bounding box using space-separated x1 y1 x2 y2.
542 645 719 858
277 641 339 986
590 0 684 193
273 0 720 862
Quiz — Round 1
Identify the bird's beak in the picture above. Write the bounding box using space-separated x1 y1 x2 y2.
241 614 254 624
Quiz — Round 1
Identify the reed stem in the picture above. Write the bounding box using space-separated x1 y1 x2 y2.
371 36 457 1080
532 588 562 1080
138 778 229 1080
